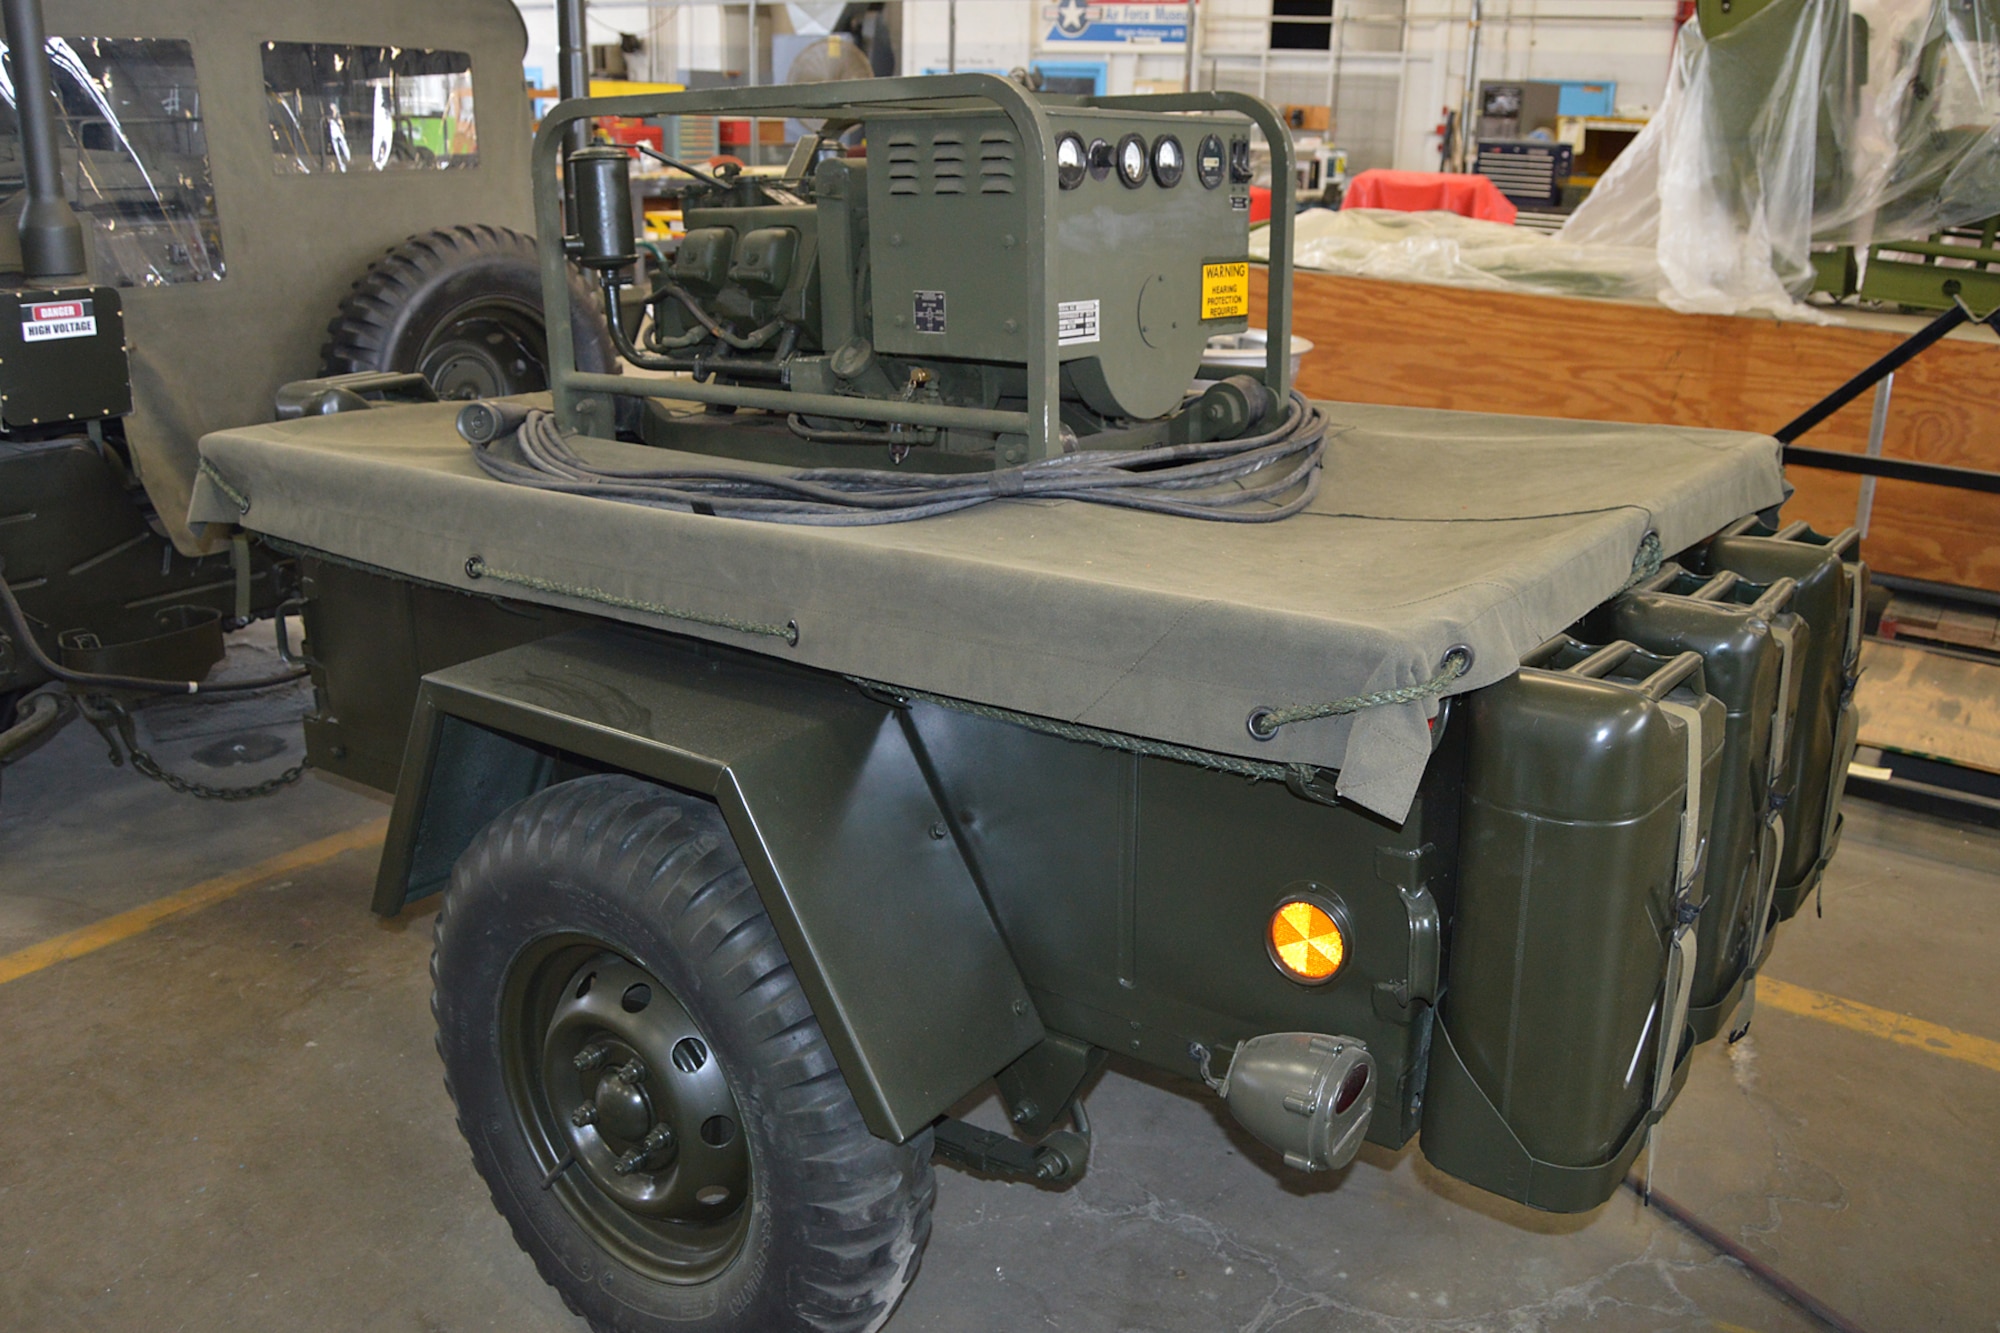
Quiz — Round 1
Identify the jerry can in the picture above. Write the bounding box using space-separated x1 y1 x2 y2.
1594 567 1804 1040
1421 637 1724 1213
1696 520 1866 919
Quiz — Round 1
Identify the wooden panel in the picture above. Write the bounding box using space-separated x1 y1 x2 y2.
1856 640 2000 775
1252 268 2000 591
1881 596 2000 653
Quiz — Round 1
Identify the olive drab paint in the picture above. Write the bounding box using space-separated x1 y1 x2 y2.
0 0 539 698
294 511 1865 1216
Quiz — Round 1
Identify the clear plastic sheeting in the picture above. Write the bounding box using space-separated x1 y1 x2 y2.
1566 0 2000 315
1262 2 2000 319
263 43 478 174
1819 0 2000 243
0 37 224 287
1563 0 1839 315
1250 207 1670 304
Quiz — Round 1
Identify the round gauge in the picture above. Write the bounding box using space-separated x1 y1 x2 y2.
1087 137 1113 182
1151 134 1185 188
1055 132 1088 190
1116 133 1148 188
1196 134 1225 189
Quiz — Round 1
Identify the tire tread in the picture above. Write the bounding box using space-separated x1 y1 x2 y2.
320 223 618 381
433 775 932 1333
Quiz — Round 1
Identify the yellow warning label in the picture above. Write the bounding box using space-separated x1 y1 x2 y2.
1201 262 1250 320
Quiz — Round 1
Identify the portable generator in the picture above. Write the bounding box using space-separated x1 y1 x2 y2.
542 76 1300 469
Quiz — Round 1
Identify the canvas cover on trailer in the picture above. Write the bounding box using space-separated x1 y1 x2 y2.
190 398 1784 820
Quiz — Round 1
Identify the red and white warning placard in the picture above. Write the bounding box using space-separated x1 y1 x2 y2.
20 299 97 342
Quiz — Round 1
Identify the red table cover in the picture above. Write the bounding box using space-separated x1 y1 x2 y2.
1340 169 1519 225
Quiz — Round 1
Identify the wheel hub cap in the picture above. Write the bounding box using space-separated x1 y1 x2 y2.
542 957 746 1216
417 300 547 400
590 1061 657 1144
506 944 752 1284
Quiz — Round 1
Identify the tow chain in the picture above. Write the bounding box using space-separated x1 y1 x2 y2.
78 695 309 802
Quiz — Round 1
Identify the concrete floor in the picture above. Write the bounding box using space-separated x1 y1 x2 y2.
2 655 1997 1332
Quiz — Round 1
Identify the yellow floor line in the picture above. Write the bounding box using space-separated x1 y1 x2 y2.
0 817 389 988
1759 976 2000 1075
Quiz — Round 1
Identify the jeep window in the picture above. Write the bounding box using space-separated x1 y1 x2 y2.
0 37 224 286
263 43 477 174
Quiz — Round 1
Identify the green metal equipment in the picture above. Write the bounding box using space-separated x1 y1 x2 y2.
186 61 1863 1333
535 76 1294 471
1859 216 2000 311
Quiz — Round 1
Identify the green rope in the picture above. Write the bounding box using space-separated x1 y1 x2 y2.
1242 531 1658 741
1622 530 1665 591
198 458 251 515
1247 645 1474 740
853 677 1313 786
464 556 798 645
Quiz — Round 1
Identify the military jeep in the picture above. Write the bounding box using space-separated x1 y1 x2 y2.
0 0 611 751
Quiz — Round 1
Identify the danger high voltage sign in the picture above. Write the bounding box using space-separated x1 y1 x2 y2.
20 298 98 342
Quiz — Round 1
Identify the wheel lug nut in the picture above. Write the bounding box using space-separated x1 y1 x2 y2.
616 1059 648 1085
570 1103 597 1128
573 1045 610 1071
610 1124 674 1175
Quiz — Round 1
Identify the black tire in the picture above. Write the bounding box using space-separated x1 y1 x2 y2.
321 223 618 400
433 775 935 1333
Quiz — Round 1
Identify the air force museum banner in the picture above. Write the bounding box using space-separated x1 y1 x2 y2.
1044 1 1190 47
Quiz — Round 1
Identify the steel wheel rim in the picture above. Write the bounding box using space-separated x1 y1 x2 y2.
501 936 752 1284
416 296 547 399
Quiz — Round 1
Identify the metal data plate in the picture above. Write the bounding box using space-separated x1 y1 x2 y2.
0 286 132 428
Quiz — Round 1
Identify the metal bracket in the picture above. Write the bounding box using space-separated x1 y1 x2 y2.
1651 918 1699 1120
271 596 322 671
1655 697 1709 894
994 1034 1106 1140
1284 765 1341 807
932 1106 1090 1185
1374 844 1442 1008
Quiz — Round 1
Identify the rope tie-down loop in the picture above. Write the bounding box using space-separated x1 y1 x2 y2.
1246 645 1475 742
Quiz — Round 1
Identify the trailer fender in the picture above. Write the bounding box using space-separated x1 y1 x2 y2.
371 623 1044 1143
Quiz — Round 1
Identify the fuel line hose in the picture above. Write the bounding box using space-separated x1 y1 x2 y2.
0 558 307 697
465 391 1329 527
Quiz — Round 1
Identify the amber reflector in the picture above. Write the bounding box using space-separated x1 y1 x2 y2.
1268 899 1345 982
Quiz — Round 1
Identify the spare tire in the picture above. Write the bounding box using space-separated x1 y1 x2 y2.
321 224 618 400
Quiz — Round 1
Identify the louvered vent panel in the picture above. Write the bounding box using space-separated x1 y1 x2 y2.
978 131 1017 194
886 134 920 195
931 132 967 195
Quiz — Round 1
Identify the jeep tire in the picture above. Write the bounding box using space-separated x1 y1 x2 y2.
432 774 935 1332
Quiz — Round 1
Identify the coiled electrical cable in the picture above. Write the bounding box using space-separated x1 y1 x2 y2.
467 391 1327 527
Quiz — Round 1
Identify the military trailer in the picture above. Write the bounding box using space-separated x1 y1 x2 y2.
186 76 1864 1333
0 0 610 761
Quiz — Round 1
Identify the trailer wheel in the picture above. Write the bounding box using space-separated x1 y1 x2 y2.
321 224 617 400
433 774 934 1333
